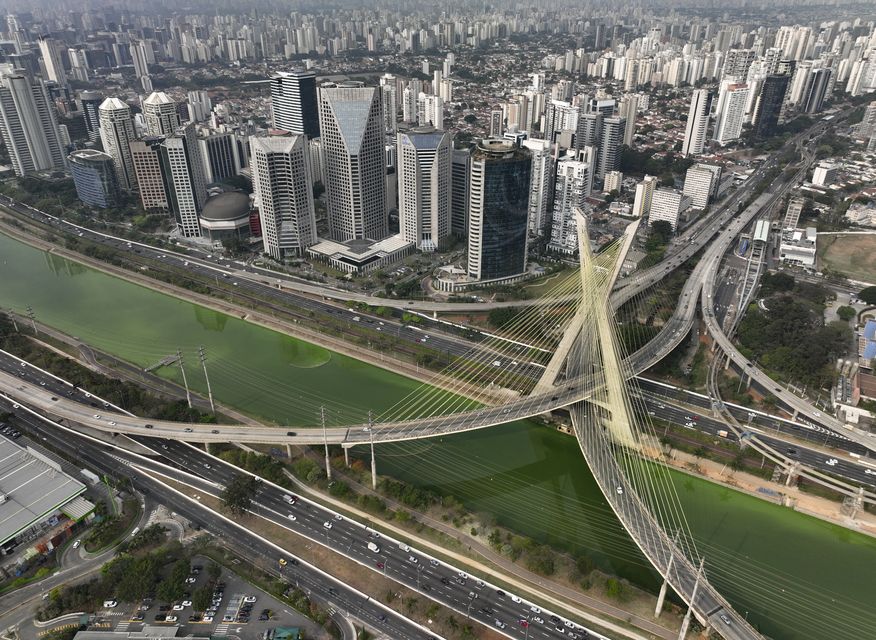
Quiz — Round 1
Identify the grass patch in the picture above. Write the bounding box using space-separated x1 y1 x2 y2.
817 233 876 283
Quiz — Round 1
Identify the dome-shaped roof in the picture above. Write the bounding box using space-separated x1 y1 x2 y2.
200 192 251 222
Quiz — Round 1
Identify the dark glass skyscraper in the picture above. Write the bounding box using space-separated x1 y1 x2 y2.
467 139 531 281
271 70 320 138
752 74 790 139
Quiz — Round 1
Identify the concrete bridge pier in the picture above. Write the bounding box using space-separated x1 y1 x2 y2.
286 443 293 459
342 443 352 467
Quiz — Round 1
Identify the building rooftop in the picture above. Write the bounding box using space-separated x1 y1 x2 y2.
200 192 251 222
143 91 175 105
0 436 86 545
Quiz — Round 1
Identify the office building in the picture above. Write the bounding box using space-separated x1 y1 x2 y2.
98 97 137 190
379 74 398 134
649 188 687 230
682 165 717 209
396 129 452 251
130 137 167 210
451 148 470 237
752 74 791 139
549 157 591 254
318 86 387 241
68 149 120 209
713 83 749 145
67 48 89 83
143 91 180 137
597 116 625 181
0 71 65 176
271 70 319 137
802 68 832 114
618 94 638 146
575 112 602 150
158 124 208 238
198 131 243 184
812 162 839 186
250 135 317 259
632 175 658 217
522 138 554 236
37 37 66 86
682 89 712 156
79 91 102 143
467 139 531 281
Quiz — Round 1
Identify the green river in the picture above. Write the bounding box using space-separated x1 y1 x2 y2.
0 232 873 639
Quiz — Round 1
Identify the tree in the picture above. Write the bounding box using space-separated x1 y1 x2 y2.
192 585 213 612
858 287 876 305
487 307 519 329
221 473 261 515
463 114 477 124
836 306 857 322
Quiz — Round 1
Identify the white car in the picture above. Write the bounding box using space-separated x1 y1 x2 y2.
72 539 81 549
287 514 297 521
825 458 838 466
616 486 624 495
103 600 118 608
165 616 178 623
172 604 184 611
323 521 332 529
865 469 874 475
181 600 191 607
511 595 522 603
243 595 257 603
202 615 214 623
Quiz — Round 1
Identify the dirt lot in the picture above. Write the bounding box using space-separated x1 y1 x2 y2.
817 233 876 284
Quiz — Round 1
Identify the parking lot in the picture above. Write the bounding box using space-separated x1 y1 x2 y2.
93 556 327 639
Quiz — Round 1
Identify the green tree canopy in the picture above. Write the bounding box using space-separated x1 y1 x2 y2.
221 473 261 516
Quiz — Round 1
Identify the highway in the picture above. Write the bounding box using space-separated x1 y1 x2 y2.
0 401 447 640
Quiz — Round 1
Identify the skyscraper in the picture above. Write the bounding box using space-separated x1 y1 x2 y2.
250 135 317 259
521 138 554 236
549 157 591 254
318 86 387 241
713 83 749 145
68 149 120 208
632 175 658 218
37 37 66 86
98 97 137 190
752 74 791 139
597 116 625 181
618 94 638 147
143 91 181 137
379 74 398 134
802 68 832 114
682 89 713 156
575 112 602 150
396 129 452 251
0 71 65 176
451 148 470 237
158 124 208 237
79 90 103 143
131 137 167 211
197 131 243 184
270 70 319 137
467 139 531 281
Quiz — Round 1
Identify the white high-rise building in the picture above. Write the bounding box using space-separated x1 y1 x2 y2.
68 48 89 83
682 89 713 156
603 170 623 194
38 38 66 86
143 91 180 137
649 188 687 230
549 157 591 254
250 135 317 259
0 71 65 176
159 124 208 238
417 93 444 129
618 94 638 146
187 91 212 122
318 86 387 241
98 97 138 190
521 138 553 236
632 175 658 217
713 82 749 145
402 79 422 123
682 165 716 209
270 70 319 137
396 129 452 251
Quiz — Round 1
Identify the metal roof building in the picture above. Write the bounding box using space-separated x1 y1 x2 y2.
0 436 86 546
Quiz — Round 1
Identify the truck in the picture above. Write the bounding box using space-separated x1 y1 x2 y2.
717 430 729 438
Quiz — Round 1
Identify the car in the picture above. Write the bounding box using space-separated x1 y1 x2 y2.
825 458 838 466
132 614 144 622
787 448 798 455
813 411 821 417
377 614 387 622
211 429 219 434
323 521 332 529
187 615 200 623
39 381 45 386
616 486 624 495
165 616 178 623
93 414 101 419
103 600 118 608
532 616 544 624
555 625 566 634
145 424 154 429
286 431 296 436
72 539 81 549
154 615 167 622
11 403 20 409
684 415 697 422
511 595 522 603
202 615 214 623
408 555 418 564
720 614 732 625
172 604 184 611
429 559 439 567
333 513 342 521
496 590 506 598
440 577 449 585
108 421 116 426
287 514 297 521
203 463 211 469
222 615 235 622
181 600 191 607
865 469 874 475
184 427 193 433
50 396 57 401
530 606 541 614
494 620 506 629
184 577 197 584
243 595 257 603
283 494 297 504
